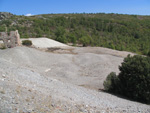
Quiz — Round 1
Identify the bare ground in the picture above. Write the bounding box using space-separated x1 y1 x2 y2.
0 45 149 113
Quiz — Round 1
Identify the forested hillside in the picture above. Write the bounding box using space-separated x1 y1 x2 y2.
0 12 150 55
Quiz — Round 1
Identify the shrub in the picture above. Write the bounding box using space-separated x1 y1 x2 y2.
103 72 119 93
22 40 32 46
118 55 150 103
104 55 150 104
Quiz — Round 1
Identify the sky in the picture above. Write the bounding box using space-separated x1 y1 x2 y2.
0 0 150 16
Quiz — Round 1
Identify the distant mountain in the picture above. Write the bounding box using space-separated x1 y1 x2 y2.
0 12 150 55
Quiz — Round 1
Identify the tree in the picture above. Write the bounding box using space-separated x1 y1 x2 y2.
104 55 150 104
56 35 67 43
1 13 150 55
55 27 65 37
118 55 150 103
68 34 77 44
80 35 93 47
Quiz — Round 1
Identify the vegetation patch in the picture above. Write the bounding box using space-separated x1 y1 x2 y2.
22 40 32 46
0 13 150 55
104 55 150 104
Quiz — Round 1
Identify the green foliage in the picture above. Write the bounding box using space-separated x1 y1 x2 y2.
1 13 150 55
0 25 5 32
104 55 150 104
103 72 119 93
147 51 150 57
55 27 65 37
79 35 93 46
22 40 32 46
55 27 67 43
56 35 67 43
0 20 12 27
68 34 77 44
118 55 150 103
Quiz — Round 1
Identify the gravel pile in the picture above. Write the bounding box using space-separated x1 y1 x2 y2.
0 46 149 112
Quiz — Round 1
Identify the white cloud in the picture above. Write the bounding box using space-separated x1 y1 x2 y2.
25 13 32 16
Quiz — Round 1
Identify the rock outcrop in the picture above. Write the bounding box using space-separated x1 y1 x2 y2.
0 30 21 48
0 12 13 21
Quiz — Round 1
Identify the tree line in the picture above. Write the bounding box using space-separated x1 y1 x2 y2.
0 13 150 55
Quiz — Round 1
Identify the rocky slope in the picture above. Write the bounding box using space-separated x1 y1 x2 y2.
0 12 13 21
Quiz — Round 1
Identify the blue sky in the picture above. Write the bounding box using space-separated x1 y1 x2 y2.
0 0 150 15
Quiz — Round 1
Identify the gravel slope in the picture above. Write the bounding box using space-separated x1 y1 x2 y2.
0 46 149 112
0 46 123 89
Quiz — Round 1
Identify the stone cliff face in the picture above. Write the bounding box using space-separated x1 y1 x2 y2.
0 12 13 21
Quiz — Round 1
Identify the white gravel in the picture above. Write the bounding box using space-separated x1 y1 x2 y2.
0 46 149 112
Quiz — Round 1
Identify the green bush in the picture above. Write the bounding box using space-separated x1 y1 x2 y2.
103 72 119 93
103 55 150 104
22 40 32 46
